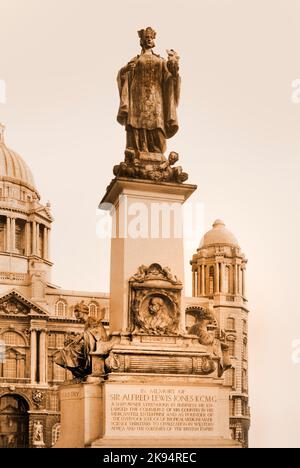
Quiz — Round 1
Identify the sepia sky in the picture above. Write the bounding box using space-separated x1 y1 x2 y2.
1 0 300 448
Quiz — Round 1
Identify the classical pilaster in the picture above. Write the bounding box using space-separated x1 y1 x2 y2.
30 329 37 384
6 217 11 252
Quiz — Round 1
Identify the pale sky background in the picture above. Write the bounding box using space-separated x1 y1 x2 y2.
0 0 300 448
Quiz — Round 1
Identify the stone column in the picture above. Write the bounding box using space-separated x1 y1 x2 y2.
214 262 219 293
39 329 47 384
30 329 37 384
36 223 40 256
6 217 11 252
201 264 205 296
25 222 31 256
242 268 246 297
197 265 201 296
192 269 196 297
43 227 48 259
11 217 16 252
233 264 238 295
32 221 37 255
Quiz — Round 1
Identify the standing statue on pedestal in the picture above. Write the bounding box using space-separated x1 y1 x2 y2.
113 27 188 184
117 27 180 155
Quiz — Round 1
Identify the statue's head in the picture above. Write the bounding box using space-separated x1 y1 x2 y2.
168 151 179 165
138 27 156 50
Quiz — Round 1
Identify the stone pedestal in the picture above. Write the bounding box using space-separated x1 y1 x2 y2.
100 177 196 334
54 381 104 448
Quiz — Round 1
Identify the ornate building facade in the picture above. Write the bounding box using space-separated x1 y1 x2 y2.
190 219 250 447
0 125 109 448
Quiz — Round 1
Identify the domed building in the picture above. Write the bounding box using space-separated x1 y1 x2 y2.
190 219 250 447
0 125 109 448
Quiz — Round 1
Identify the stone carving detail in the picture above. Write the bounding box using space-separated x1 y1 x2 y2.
130 264 182 335
32 420 45 448
32 390 45 408
186 307 232 377
131 263 182 285
113 150 188 184
0 299 28 315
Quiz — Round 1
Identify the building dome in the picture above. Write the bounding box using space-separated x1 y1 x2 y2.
0 124 36 189
199 219 239 248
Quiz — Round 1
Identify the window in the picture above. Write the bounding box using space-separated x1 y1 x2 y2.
53 363 66 382
55 300 66 317
48 334 56 348
224 266 230 293
226 317 235 330
229 399 235 416
209 266 214 295
15 219 25 255
48 394 59 412
52 424 61 446
3 357 17 378
2 331 25 347
56 334 65 349
37 226 44 257
242 319 247 334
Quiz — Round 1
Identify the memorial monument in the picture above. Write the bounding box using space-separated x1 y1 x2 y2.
55 27 240 448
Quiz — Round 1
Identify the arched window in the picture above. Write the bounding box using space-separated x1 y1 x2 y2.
89 302 99 319
226 317 235 330
55 300 67 317
208 266 214 295
2 331 26 347
52 423 61 447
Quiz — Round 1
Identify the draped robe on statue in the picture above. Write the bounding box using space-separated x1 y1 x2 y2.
117 52 180 154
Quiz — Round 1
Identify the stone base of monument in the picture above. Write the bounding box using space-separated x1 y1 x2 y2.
54 380 104 448
55 339 241 448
